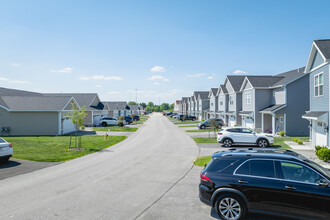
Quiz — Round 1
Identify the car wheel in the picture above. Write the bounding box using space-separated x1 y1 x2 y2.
201 125 206 129
215 193 247 220
192 118 195 121
258 139 269 148
101 122 107 127
0 156 10 164
218 125 222 129
222 138 233 147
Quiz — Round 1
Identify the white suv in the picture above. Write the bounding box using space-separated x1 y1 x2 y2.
0 137 13 163
99 117 119 127
217 127 274 148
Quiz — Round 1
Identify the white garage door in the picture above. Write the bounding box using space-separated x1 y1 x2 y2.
229 117 235 127
93 115 103 126
245 118 254 129
315 121 327 147
63 118 76 134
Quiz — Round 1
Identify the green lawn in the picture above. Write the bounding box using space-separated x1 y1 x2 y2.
186 129 218 133
173 121 200 124
6 135 126 162
93 126 138 132
178 125 197 128
194 156 212 166
192 136 309 149
194 137 218 143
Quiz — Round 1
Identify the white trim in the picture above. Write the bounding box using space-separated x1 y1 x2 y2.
313 41 327 61
89 94 99 107
310 62 328 73
61 97 80 111
261 113 264 132
283 114 286 133
58 111 62 135
272 113 276 136
314 72 324 98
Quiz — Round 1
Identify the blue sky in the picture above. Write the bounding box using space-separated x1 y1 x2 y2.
1 0 330 104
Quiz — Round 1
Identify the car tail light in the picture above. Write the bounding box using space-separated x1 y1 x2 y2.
200 173 213 183
217 133 223 135
9 144 12 148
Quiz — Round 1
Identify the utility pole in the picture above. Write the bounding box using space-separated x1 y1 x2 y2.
135 89 137 104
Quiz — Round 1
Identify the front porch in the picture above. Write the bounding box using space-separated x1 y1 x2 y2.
260 105 286 135
302 111 329 148
225 111 236 127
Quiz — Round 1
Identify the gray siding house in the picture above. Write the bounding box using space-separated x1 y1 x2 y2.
181 97 189 115
302 39 330 148
208 88 218 119
0 87 79 136
224 76 246 126
216 85 228 124
193 91 209 120
240 67 309 136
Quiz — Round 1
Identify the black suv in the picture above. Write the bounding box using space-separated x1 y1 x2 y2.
179 114 197 121
199 148 330 220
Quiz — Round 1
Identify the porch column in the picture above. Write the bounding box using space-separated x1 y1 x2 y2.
261 113 264 133
284 114 287 133
272 113 276 136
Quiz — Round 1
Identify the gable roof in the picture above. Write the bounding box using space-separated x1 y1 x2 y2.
182 97 189 103
208 88 218 98
216 85 228 96
44 93 100 110
0 87 43 97
193 91 209 100
0 96 75 111
103 101 127 110
226 76 246 92
314 39 330 59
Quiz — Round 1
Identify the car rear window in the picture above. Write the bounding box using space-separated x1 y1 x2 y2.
0 138 5 143
206 159 239 173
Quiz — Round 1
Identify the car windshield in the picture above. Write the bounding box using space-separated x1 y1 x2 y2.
0 138 5 143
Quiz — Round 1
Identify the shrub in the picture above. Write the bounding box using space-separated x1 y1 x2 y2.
201 119 205 122
292 138 303 145
279 131 286 137
315 146 330 162
118 121 124 127
234 124 240 127
117 116 124 121
80 125 85 130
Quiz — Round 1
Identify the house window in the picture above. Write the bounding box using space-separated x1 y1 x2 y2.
280 117 284 123
229 96 234 105
245 93 251 104
318 122 323 127
220 101 223 105
314 73 324 97
211 103 214 106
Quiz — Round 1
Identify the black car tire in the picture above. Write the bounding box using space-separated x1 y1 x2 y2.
257 139 269 148
222 138 233 147
101 122 107 127
215 193 247 220
201 125 206 129
192 118 195 121
0 156 10 164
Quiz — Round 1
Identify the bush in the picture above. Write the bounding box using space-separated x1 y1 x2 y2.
279 131 286 137
315 146 330 161
201 119 205 122
118 121 124 127
234 124 240 127
292 138 303 145
80 125 85 130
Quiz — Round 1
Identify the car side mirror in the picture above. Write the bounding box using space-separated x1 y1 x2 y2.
318 179 329 187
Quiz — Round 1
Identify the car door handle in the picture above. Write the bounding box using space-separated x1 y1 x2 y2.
285 186 296 190
238 180 248 184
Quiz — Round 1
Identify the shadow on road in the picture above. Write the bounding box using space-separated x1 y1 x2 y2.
210 208 292 220
0 160 21 169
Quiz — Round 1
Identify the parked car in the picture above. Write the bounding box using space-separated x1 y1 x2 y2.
124 116 133 124
166 112 172 116
162 112 166 116
197 118 224 129
217 127 273 148
199 148 330 220
99 117 119 127
174 114 182 120
0 137 13 163
170 113 178 118
133 115 140 121
179 114 197 121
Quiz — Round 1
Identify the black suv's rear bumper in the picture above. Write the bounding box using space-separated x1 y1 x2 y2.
199 184 213 207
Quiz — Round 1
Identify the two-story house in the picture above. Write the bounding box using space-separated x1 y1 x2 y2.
224 76 246 126
195 91 210 120
207 88 218 119
216 85 228 123
302 39 330 148
239 67 309 136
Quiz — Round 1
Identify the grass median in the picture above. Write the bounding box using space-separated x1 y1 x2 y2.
6 135 127 162
186 129 218 133
173 121 200 125
93 127 138 132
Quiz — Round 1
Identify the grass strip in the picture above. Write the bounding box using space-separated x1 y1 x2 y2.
93 127 138 132
194 156 212 166
6 135 126 162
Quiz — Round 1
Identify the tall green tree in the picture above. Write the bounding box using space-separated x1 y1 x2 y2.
147 101 154 107
128 101 137 105
139 102 147 108
160 103 170 111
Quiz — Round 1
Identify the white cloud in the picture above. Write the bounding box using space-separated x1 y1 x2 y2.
51 67 73 73
80 75 123 81
10 63 19 66
8 80 30 84
146 75 169 82
96 85 102 88
0 77 9 81
186 73 206 78
150 65 166 72
154 82 160 85
207 76 214 80
233 70 247 74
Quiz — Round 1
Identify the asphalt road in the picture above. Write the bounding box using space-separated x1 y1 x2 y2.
0 113 199 220
0 113 289 220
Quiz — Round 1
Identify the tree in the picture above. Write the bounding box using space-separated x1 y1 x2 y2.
128 101 137 105
160 103 170 111
65 104 87 149
147 101 154 107
139 102 147 108
208 118 220 138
